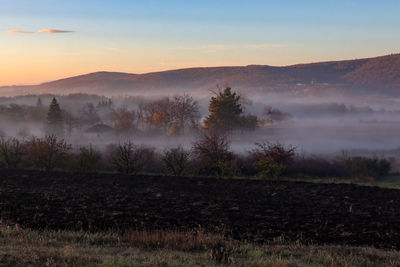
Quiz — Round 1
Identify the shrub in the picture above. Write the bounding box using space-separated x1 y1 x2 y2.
110 141 143 175
285 156 348 178
0 138 26 168
343 156 391 178
25 135 72 170
191 133 237 177
254 156 285 179
162 146 190 176
135 146 161 174
252 141 296 179
76 145 101 172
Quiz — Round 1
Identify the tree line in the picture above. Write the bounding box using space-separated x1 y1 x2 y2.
0 87 259 138
0 134 392 181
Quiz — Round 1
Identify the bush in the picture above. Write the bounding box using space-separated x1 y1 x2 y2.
110 141 143 175
191 134 238 177
0 138 26 168
343 156 391 178
252 141 296 179
25 135 72 171
286 155 392 180
285 156 348 178
76 146 101 172
162 146 190 176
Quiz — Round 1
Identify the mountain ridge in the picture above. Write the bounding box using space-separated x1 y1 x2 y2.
2 54 400 97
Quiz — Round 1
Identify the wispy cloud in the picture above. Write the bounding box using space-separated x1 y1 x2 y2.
6 30 34 34
38 29 75 34
177 43 288 53
243 44 288 49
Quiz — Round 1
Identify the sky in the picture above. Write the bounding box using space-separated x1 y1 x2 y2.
0 0 399 86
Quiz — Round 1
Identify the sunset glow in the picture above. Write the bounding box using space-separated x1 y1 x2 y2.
1 0 399 86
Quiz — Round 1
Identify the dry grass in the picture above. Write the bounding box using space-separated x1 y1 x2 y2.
0 223 400 266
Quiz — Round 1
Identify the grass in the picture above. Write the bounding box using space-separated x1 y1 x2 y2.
269 174 400 190
1 224 400 266
375 175 400 189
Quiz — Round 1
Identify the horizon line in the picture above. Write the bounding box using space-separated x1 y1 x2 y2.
1 53 398 87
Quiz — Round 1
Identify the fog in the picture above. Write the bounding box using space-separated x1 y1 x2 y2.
0 91 400 159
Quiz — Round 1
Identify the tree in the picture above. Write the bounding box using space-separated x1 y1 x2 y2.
139 97 172 133
137 95 200 135
191 133 238 177
26 135 72 171
162 146 190 176
62 110 76 137
170 95 200 134
203 87 243 133
46 97 64 136
76 145 101 172
262 106 291 124
110 107 136 134
80 103 100 126
110 141 143 174
203 87 257 133
36 97 43 108
252 141 296 179
0 138 26 168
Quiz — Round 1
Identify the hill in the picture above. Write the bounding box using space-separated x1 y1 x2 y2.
1 54 400 97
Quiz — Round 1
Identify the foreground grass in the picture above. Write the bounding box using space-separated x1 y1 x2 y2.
0 224 399 266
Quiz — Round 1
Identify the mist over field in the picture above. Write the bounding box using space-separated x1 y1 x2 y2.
0 54 400 181
1 89 400 157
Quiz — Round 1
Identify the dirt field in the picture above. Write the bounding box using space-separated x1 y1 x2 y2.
0 169 399 248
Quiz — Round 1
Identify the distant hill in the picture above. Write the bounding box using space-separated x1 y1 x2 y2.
1 54 400 97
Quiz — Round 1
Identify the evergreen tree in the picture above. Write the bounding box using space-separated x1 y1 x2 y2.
46 97 64 136
203 87 244 133
36 97 43 108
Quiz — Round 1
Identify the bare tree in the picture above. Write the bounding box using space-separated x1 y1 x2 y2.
262 106 291 124
0 138 26 168
111 141 143 175
252 141 296 179
192 133 237 177
171 95 200 134
76 145 101 172
162 146 190 176
26 135 72 171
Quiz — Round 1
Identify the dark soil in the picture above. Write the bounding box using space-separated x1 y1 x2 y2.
0 169 400 248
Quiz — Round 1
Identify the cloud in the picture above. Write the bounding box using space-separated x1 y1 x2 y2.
178 43 288 53
243 44 288 49
38 29 74 34
6 30 34 34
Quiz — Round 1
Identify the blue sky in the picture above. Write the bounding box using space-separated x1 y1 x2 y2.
0 0 399 85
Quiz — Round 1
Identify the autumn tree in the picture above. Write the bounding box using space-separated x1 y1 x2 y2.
110 107 136 134
138 95 200 135
139 97 172 133
46 97 64 136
